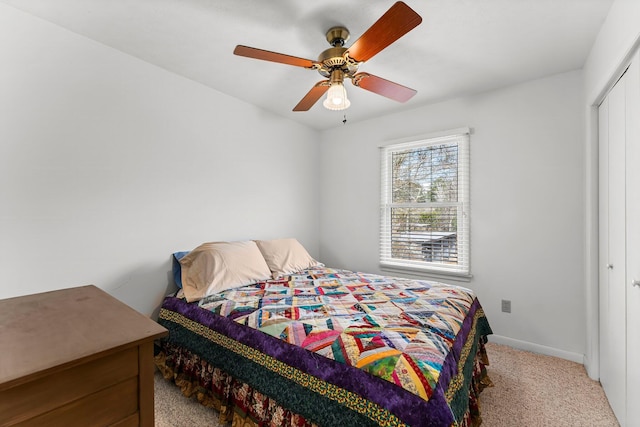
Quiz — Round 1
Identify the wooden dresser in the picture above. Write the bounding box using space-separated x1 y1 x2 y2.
0 285 168 427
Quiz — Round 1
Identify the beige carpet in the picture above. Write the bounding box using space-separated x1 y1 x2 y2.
480 343 618 426
154 342 619 426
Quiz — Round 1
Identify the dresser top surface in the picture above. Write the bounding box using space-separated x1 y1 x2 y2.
0 285 167 387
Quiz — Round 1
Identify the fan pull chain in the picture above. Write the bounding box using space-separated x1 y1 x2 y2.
343 114 347 125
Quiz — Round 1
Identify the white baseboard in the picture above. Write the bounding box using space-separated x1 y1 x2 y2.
488 335 585 365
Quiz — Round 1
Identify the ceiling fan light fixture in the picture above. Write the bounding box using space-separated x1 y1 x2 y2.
323 82 350 111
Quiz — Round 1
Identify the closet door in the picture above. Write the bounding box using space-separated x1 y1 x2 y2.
626 54 640 425
599 72 626 426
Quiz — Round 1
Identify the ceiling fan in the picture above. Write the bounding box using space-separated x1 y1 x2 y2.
233 2 422 112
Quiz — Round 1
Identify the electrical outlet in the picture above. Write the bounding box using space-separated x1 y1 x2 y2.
501 299 511 313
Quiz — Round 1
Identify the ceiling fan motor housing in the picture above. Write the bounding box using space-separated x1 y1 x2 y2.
318 27 359 79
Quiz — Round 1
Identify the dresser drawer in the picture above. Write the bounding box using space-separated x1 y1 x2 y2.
0 347 138 426
18 377 139 427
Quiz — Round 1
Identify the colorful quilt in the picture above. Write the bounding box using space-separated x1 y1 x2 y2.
157 267 492 427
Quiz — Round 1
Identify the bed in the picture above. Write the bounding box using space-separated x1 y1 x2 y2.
154 239 492 427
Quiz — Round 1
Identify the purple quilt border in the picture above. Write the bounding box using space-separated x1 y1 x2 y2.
437 298 480 394
162 296 481 427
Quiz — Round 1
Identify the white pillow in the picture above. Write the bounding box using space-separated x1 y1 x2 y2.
255 238 321 278
180 241 271 302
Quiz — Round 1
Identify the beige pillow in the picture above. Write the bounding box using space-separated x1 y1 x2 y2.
255 238 320 278
180 241 271 302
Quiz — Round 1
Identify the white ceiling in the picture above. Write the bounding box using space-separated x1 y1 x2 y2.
2 0 613 130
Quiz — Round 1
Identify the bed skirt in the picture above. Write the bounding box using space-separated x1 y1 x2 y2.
154 338 492 427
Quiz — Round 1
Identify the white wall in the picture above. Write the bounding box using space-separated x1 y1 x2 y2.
584 0 640 102
0 4 320 316
319 70 586 358
582 0 640 379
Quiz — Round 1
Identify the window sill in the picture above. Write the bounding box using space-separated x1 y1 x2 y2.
379 264 473 283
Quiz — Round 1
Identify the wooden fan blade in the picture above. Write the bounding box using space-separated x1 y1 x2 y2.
234 45 317 69
352 73 416 103
293 81 330 111
346 2 422 63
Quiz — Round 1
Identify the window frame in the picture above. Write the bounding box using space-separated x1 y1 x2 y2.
379 128 471 278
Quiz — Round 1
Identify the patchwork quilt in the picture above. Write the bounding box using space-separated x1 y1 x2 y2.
158 267 492 427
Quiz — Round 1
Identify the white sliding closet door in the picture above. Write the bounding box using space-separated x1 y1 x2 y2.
598 51 640 427
599 74 627 426
625 53 640 426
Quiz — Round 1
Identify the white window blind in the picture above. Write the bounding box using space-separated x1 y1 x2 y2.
380 130 470 275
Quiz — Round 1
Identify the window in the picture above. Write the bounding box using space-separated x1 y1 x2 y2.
380 129 470 276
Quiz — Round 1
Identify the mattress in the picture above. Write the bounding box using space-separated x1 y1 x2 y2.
155 267 492 426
